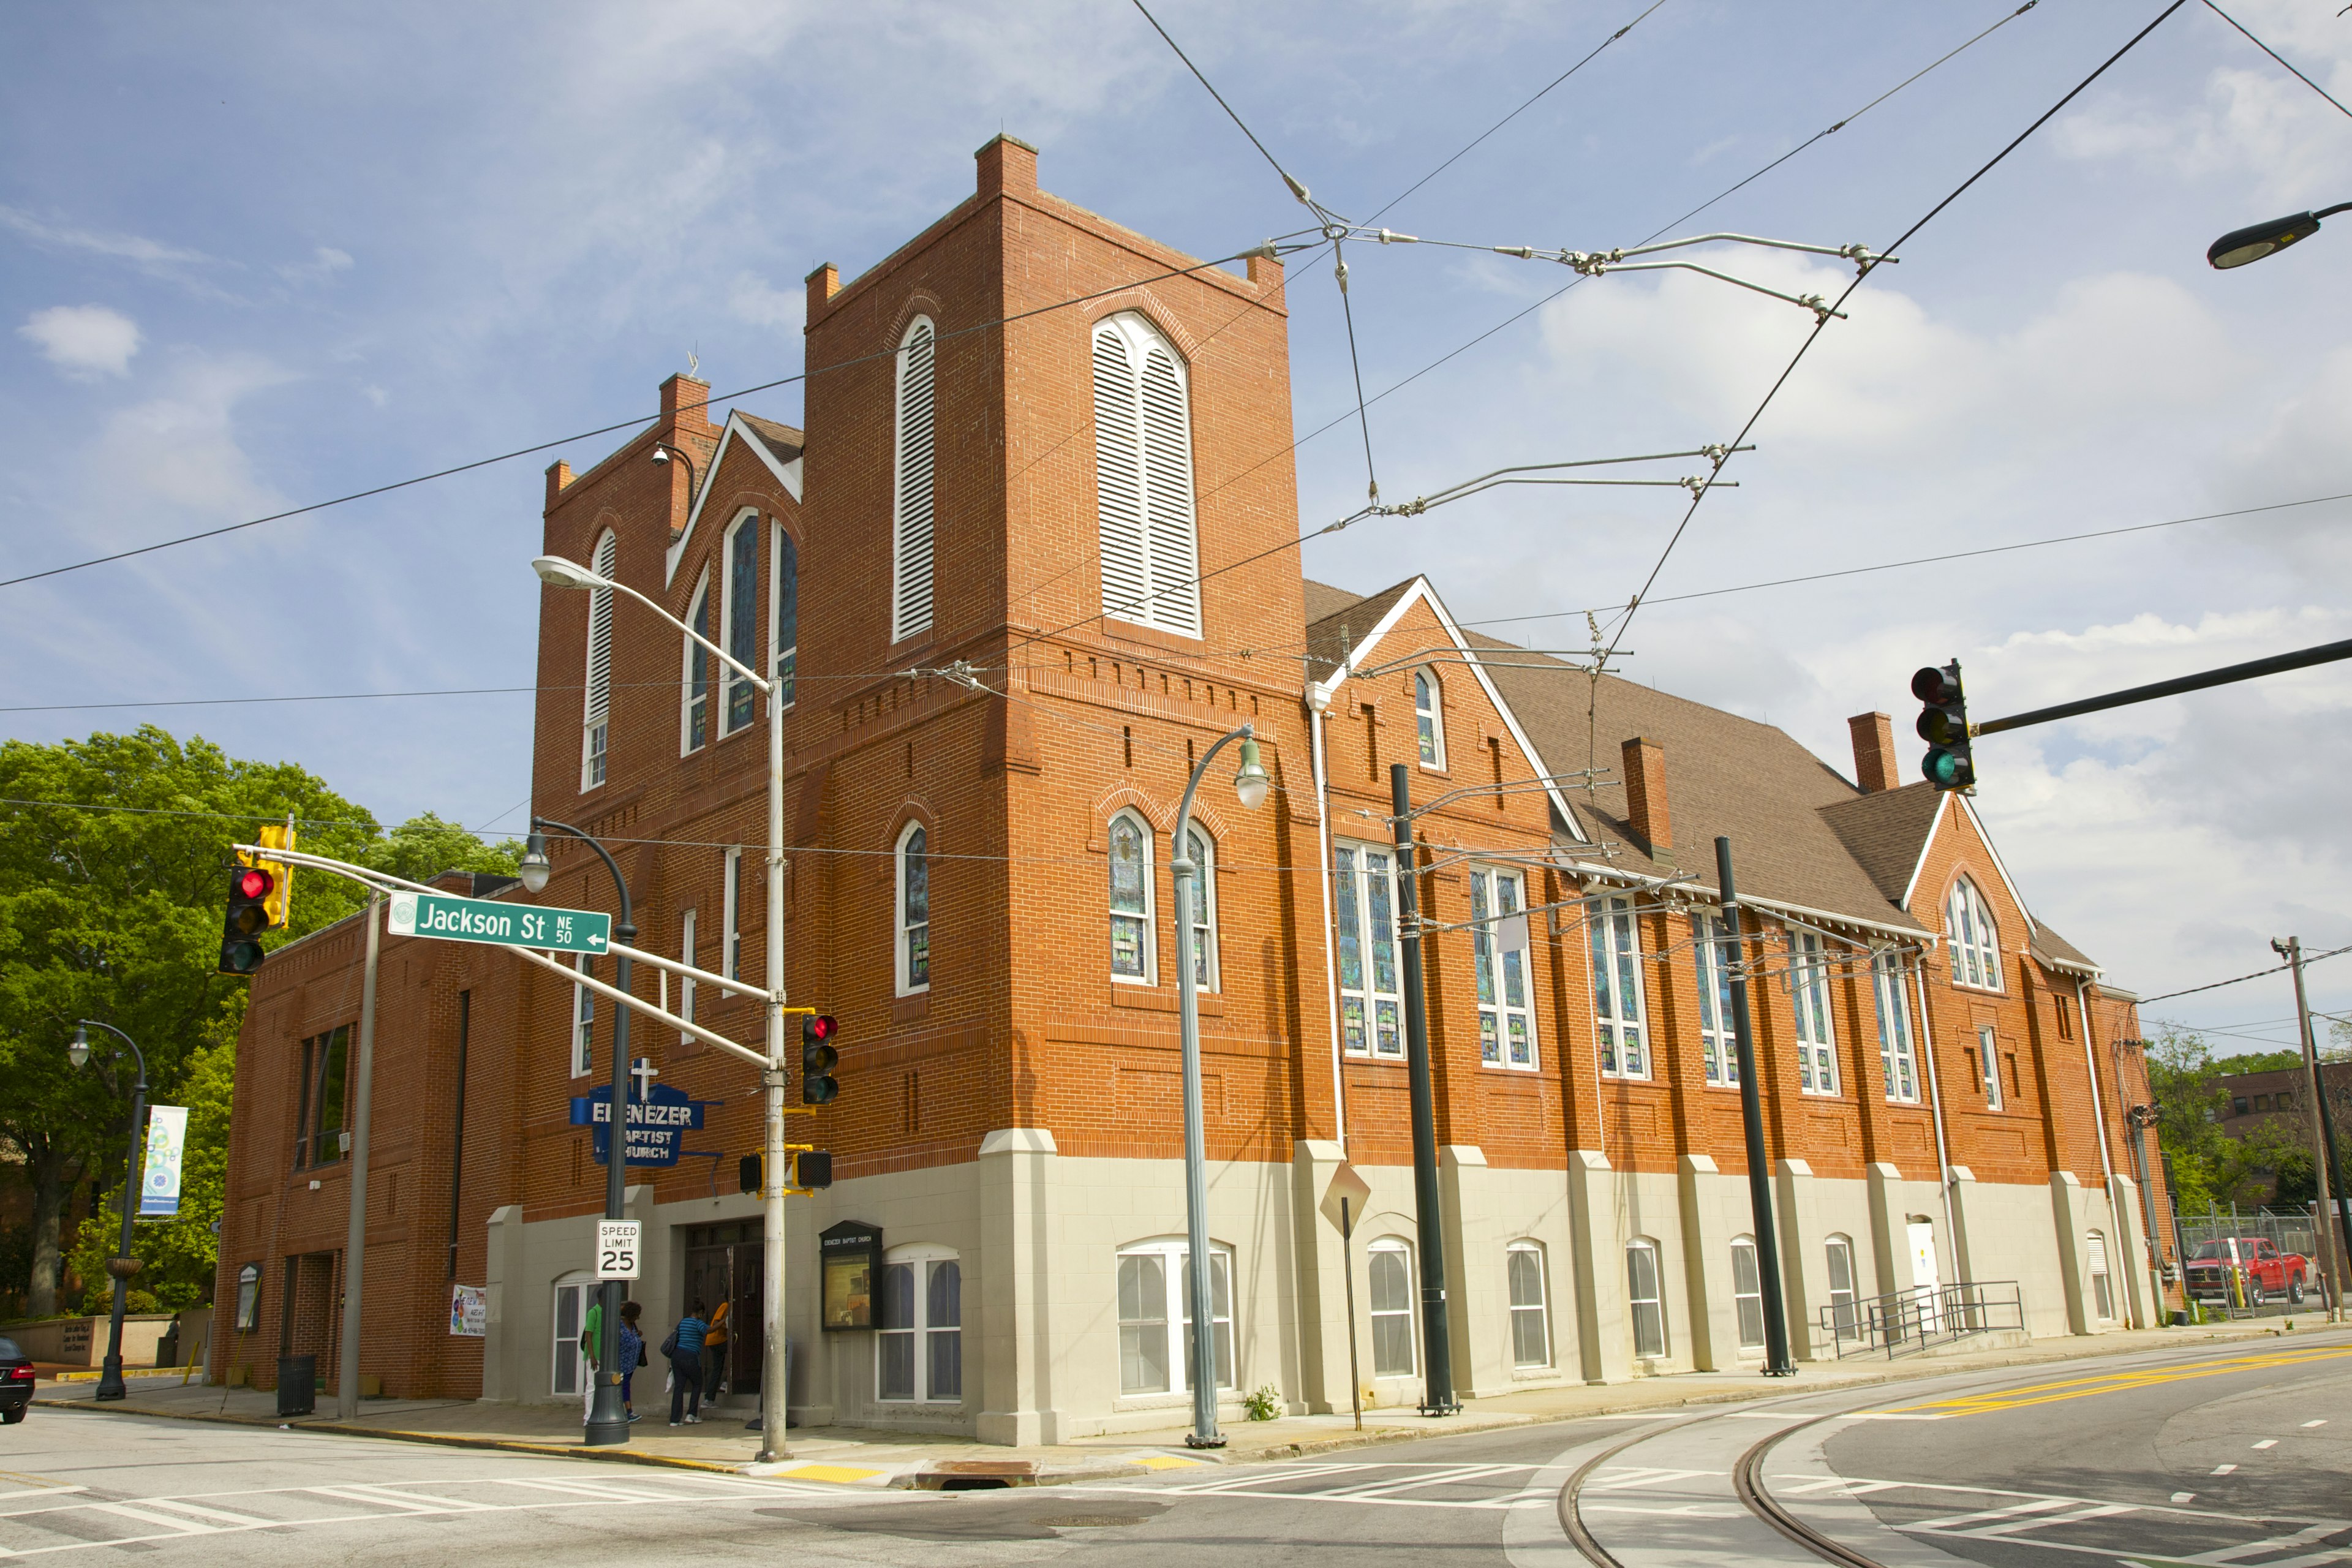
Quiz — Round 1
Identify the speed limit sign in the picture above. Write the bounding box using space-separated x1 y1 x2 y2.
596 1219 641 1280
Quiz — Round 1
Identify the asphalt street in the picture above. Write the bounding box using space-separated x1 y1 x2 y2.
1 1332 2345 1565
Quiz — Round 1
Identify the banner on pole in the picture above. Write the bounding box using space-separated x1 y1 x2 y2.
138 1104 188 1219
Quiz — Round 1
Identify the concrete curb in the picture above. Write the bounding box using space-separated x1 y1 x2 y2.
34 1319 2328 1479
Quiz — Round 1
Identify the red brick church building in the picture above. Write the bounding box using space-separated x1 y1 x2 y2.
214 135 2168 1437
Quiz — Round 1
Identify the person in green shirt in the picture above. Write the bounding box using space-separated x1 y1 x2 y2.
582 1297 605 1416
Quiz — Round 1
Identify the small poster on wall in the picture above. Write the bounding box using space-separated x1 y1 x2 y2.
449 1283 488 1338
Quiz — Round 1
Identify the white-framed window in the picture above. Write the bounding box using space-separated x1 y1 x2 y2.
678 908 697 1045
1977 1024 2002 1110
1945 876 2002 992
891 316 937 644
1589 894 1649 1079
1185 826 1219 991
771 522 797 710
1333 842 1404 1058
1091 311 1202 638
1826 1235 1858 1341
722 512 760 734
552 1272 592 1396
1692 911 1740 1088
1115 1240 1232 1395
897 823 930 994
1506 1242 1550 1368
1109 811 1155 984
1471 867 1536 1069
877 1246 961 1403
1413 668 1444 769
581 529 617 791
1730 1235 1765 1350
1790 930 1839 1096
1626 1240 1667 1359
1872 951 1919 1102
1368 1239 1416 1377
723 847 744 982
2087 1231 2113 1321
681 566 711 754
571 955 595 1078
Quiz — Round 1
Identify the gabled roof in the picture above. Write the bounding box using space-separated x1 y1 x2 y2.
2030 924 2100 976
665 409 805 586
1303 575 1584 838
1819 784 1946 905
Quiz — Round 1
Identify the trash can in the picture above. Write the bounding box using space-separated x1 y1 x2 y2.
276 1355 316 1417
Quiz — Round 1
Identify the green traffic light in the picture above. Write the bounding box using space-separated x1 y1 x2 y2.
1923 748 1972 789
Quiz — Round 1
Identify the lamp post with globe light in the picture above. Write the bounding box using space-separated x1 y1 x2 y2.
529 533 794 1460
1172 724 1270 1447
69 1020 147 1403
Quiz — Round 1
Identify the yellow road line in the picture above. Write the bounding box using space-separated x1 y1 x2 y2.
1858 1346 2352 1419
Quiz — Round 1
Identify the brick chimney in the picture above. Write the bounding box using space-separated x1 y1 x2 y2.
544 459 571 513
975 132 1039 198
658 372 712 437
1849 711 1899 794
805 262 840 326
1621 736 1671 854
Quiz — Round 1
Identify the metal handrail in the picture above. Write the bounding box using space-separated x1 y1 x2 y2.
1818 1280 2025 1360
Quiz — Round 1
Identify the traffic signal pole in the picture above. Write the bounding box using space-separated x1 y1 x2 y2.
1969 636 2352 737
335 894 382 1421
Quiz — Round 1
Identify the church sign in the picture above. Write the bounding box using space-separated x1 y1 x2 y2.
568 1081 712 1167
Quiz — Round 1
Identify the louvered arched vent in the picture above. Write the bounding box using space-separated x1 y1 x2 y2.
581 528 617 790
1092 313 1202 638
892 317 937 643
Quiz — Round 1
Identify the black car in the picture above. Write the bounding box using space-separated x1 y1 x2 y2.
0 1335 30 1423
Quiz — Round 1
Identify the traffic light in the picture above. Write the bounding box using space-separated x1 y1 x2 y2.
796 1151 834 1189
738 1154 761 1195
218 866 275 975
1910 660 1975 791
801 1014 839 1105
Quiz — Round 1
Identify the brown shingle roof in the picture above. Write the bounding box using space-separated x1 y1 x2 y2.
737 413 804 463
2030 924 2098 973
1819 785 1946 905
1303 577 1414 682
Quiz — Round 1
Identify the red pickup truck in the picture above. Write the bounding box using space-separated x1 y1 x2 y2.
2183 1237 2308 1307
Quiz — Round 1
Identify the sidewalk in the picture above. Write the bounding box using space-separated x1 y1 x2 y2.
33 1316 2339 1488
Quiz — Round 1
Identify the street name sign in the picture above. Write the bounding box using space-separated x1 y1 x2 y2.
597 1220 641 1281
385 890 610 954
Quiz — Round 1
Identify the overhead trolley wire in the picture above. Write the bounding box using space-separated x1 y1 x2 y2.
2201 0 2352 121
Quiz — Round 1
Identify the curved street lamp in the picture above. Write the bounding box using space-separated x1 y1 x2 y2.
1172 724 1270 1448
69 1020 148 1403
2208 202 2352 269
529 818 638 1447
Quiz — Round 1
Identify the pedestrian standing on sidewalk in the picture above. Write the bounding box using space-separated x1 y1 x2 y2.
702 1297 729 1398
617 1301 644 1424
665 1300 709 1427
581 1295 603 1418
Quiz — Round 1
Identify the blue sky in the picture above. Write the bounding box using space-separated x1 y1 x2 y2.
5 1 2350 1052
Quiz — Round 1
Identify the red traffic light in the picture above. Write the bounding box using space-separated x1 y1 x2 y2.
1910 666 1957 704
804 1014 838 1043
234 867 274 901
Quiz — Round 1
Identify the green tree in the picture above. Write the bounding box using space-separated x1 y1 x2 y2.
0 727 508 1316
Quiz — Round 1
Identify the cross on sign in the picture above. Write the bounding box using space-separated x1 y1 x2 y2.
630 1057 659 1102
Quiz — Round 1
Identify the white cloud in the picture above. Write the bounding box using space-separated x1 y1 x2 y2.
18 304 141 379
728 271 804 333
0 204 213 269
88 353 296 526
280 245 355 285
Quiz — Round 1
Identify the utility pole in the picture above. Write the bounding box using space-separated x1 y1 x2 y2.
1391 763 1457 1415
1717 837 1795 1375
2278 937 2351 1318
337 893 382 1420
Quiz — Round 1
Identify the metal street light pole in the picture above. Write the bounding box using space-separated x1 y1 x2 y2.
2277 937 2352 1319
530 549 791 1460
1715 837 1795 1376
533 819 637 1442
1173 723 1269 1448
1390 761 1458 1417
69 1020 147 1403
